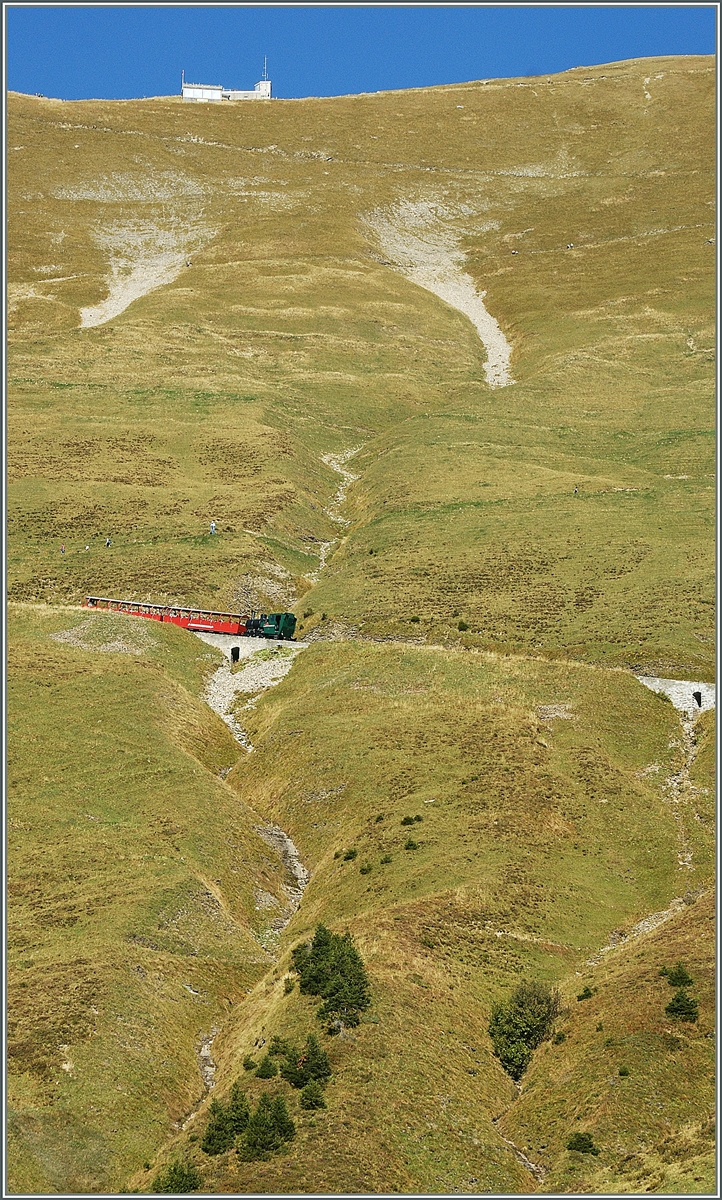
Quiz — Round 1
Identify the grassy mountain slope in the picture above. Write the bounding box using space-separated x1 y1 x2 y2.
8 54 715 672
7 54 715 1194
137 641 713 1194
6 605 295 1193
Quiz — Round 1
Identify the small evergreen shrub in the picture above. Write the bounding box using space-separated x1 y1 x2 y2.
151 1161 202 1192
255 1054 278 1078
410 615 420 623
552 1031 566 1044
291 924 371 1028
458 620 469 631
380 854 392 864
665 989 699 1022
404 838 419 850
577 985 594 1001
284 977 296 994
566 1132 599 1156
280 1034 332 1088
413 814 423 822
375 813 385 822
489 981 561 1080
300 1078 327 1109
667 962 694 987
401 816 415 826
343 848 358 861
359 863 372 875
237 1093 295 1161
333 850 342 859
242 1056 257 1071
618 1065 630 1077
596 1023 603 1032
269 1036 293 1057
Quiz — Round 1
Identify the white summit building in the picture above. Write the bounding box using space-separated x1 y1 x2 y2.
181 60 272 102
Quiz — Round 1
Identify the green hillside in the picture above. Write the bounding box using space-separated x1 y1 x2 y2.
7 54 715 1194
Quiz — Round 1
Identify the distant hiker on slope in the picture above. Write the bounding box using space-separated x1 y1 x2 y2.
210 520 216 535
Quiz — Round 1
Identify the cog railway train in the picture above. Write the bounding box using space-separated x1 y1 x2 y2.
83 596 297 640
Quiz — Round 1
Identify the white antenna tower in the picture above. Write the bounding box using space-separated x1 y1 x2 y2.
262 56 268 80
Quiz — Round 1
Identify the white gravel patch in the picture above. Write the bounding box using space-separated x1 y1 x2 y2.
195 634 307 748
363 200 514 388
635 676 715 718
79 218 214 328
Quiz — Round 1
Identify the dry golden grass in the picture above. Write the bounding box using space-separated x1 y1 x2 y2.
6 53 715 1194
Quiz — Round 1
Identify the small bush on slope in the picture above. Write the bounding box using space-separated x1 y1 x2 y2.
280 1034 332 1088
151 1161 202 1192
665 989 698 1022
489 980 561 1080
300 1079 327 1110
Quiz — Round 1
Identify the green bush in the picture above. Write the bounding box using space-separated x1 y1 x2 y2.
665 989 699 1022
410 615 420 623
489 980 561 1080
300 1078 327 1109
618 1065 630 1077
458 620 469 631
291 924 371 1028
413 814 423 822
280 1034 332 1088
255 1054 278 1078
151 1161 202 1192
343 848 358 861
242 1056 257 1071
375 814 385 822
566 1132 599 1156
404 838 419 850
401 816 415 826
552 1030 566 1044
577 985 594 1001
667 962 694 987
201 1083 250 1155
359 862 372 874
380 854 392 864
237 1093 295 1162
283 977 296 994
269 1035 293 1057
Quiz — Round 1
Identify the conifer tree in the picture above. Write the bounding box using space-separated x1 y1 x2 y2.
237 1093 296 1161
667 961 694 987
201 1098 235 1156
665 988 699 1022
255 1053 278 1078
237 1093 281 1161
300 1078 327 1110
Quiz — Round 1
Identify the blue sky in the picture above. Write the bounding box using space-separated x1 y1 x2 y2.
6 5 716 101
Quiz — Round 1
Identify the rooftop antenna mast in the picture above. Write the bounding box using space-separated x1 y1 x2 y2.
262 56 268 80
